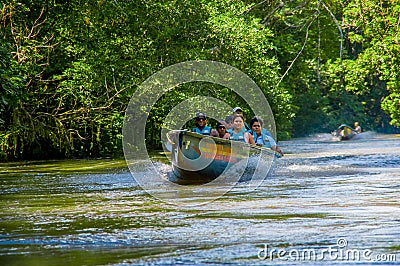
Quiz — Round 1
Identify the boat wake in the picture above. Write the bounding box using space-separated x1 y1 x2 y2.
308 131 377 142
351 131 377 140
218 154 275 183
307 133 338 142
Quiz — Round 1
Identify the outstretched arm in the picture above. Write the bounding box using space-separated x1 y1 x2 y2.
272 145 284 156
245 132 256 145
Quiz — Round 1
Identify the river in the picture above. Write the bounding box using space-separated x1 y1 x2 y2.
1 133 399 265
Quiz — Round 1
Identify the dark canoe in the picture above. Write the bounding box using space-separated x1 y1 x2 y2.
166 130 279 185
332 124 357 141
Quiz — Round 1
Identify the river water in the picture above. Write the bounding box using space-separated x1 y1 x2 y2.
1 133 399 265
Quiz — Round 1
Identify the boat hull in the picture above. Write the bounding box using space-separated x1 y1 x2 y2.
167 130 277 184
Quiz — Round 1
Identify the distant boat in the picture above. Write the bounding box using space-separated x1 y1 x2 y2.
166 130 279 184
332 124 357 141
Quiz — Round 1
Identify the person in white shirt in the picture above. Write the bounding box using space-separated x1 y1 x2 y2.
354 122 361 134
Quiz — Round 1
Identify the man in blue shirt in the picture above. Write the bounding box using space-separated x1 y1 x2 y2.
192 112 212 135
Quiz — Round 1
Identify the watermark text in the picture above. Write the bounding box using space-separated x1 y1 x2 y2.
257 238 397 262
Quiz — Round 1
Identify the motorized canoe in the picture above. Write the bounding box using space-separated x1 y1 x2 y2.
332 124 357 141
166 130 279 185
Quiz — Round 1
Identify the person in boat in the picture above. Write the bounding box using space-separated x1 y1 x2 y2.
192 112 213 136
229 114 255 144
249 116 283 156
225 115 234 130
215 120 230 139
354 122 361 134
233 106 243 116
232 107 250 130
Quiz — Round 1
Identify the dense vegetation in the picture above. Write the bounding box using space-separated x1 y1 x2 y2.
1 0 399 161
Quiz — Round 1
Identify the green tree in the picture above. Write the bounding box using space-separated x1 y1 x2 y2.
324 0 400 131
2 0 399 161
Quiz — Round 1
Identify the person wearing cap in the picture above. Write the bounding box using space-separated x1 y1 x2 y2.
232 107 243 115
216 120 230 139
192 112 212 136
249 116 283 156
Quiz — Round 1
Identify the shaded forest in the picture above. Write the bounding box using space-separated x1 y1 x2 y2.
1 0 399 161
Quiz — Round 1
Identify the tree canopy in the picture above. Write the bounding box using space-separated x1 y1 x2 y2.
1 0 399 161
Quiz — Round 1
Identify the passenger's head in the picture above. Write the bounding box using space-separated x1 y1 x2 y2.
233 114 245 130
225 115 234 129
195 112 207 127
354 122 359 127
250 117 263 133
216 120 227 134
232 107 243 115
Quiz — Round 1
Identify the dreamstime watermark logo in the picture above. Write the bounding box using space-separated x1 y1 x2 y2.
257 238 398 262
122 60 277 206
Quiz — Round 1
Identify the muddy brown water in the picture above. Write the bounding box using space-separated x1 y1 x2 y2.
1 133 399 265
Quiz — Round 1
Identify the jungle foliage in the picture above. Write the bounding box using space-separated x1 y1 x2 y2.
1 0 399 160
